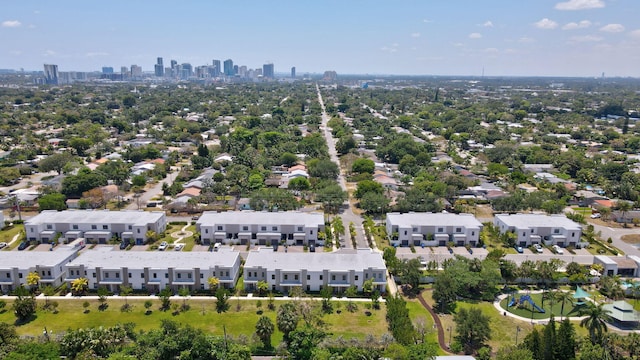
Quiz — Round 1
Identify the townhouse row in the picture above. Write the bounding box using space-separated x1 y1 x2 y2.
0 246 386 295
386 212 583 248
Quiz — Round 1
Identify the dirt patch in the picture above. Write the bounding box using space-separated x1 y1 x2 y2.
621 234 640 244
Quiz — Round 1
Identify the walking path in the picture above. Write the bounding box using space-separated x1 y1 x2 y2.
170 223 193 245
417 291 451 354
493 290 588 325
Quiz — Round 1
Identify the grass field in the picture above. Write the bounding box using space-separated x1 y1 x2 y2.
499 292 584 319
0 297 392 342
0 224 24 250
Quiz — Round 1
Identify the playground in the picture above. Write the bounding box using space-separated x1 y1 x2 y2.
498 288 590 320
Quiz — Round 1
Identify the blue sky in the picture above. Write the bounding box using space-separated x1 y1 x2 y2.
2 0 639 77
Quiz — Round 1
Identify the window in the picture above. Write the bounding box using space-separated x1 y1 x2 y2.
523 232 526 237
404 230 407 235
137 229 140 233
307 275 310 280
217 226 223 231
91 225 97 230
188 273 192 279
298 226 303 232
153 273 157 279
178 274 182 279
437 227 443 233
294 275 298 280
19 273 23 278
272 226 277 231
261 226 267 231
72 225 78 230
472 231 475 236
128 273 132 278
365 273 368 279
342 275 346 281
310 230 313 235
47 224 52 230
355 275 359 281
165 273 168 278
205 229 209 234
243 226 248 231
332 275 335 281
307 285 310 291
115 272 119 278
319 275 323 280
92 272 96 278
102 225 108 230
571 232 575 237
141 274 144 278
128 225 132 230
30 228 34 232
200 274 203 279
226 271 229 276
284 274 288 280
554 228 560 234
272 274 275 280
455 227 462 233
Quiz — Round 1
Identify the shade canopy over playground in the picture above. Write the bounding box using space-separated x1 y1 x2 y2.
573 286 591 305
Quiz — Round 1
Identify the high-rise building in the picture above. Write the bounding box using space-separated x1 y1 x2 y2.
233 65 239 76
170 60 177 77
238 65 247 78
291 66 296 78
223 59 234 76
155 57 164 77
130 65 142 79
263 63 274 78
180 63 192 79
212 59 221 77
43 64 59 85
102 67 114 74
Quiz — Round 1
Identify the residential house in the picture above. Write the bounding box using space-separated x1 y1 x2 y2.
243 248 387 294
24 210 167 245
196 211 324 246
385 212 483 247
494 214 583 248
0 247 79 293
64 247 241 293
594 255 640 277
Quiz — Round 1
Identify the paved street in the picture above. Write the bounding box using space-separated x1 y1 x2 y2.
125 168 177 210
316 84 369 249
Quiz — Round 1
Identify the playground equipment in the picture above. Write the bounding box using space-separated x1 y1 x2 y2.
508 294 545 313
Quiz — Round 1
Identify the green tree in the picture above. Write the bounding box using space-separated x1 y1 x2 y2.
215 287 229 313
97 286 109 311
556 318 576 360
286 326 327 360
277 302 300 343
542 316 556 360
495 345 534 360
38 192 67 211
354 180 384 199
307 159 339 179
120 285 133 310
70 277 88 296
352 158 375 174
39 152 75 174
26 271 41 291
158 287 172 311
288 177 310 191
68 137 93 156
320 286 333 314
12 285 37 322
556 291 574 320
255 315 275 349
453 307 491 354
401 258 422 292
131 174 147 187
207 277 220 293
385 295 415 346
580 302 613 345
315 183 347 213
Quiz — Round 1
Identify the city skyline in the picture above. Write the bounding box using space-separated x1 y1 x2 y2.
2 0 640 77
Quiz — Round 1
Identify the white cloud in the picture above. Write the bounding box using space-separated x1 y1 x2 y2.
410 32 421 38
629 29 640 39
518 37 536 43
469 32 482 39
569 35 603 42
482 21 494 28
555 0 605 10
534 18 558 30
562 20 592 30
600 24 625 33
1 20 22 28
423 19 432 23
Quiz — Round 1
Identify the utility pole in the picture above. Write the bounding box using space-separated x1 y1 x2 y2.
13 195 22 222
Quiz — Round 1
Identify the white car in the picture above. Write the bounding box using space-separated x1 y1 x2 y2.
552 245 564 254
0 242 7 249
174 244 184 251
590 213 601 219
158 241 168 251
533 244 544 253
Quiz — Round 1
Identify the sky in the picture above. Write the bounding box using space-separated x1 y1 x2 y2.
2 0 640 77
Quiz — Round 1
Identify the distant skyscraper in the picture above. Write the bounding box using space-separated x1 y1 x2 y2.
130 65 142 79
212 59 221 77
238 65 247 77
102 67 114 74
263 63 274 78
180 63 192 79
155 57 164 77
291 66 296 78
233 65 239 76
223 59 234 76
43 64 59 85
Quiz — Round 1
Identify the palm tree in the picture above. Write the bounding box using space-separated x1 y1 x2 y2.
71 277 89 296
542 289 558 311
255 315 275 349
556 291 574 320
580 302 613 345
616 201 632 227
628 280 640 304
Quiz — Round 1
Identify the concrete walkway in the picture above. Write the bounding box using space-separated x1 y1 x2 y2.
170 223 193 245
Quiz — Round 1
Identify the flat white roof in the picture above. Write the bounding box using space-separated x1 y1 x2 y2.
244 248 386 271
198 211 324 226
66 247 240 269
495 214 581 230
26 210 165 226
386 212 482 228
0 247 78 268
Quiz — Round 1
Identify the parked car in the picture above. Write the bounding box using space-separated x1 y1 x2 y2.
515 245 524 253
533 244 544 253
590 213 601 219
158 241 168 251
174 244 184 251
552 245 564 254
119 241 128 250
0 242 7 249
18 241 28 250
191 216 200 220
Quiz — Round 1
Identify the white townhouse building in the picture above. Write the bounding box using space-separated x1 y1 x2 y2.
25 210 167 245
243 248 387 294
64 247 241 293
494 214 583 248
196 211 325 246
385 212 483 247
0 247 79 293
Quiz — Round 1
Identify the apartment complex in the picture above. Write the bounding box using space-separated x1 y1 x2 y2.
64 247 241 293
196 211 325 246
494 214 583 247
0 247 79 293
385 212 483 247
25 210 167 245
243 248 387 294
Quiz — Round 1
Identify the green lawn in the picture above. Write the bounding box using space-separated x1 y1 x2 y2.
0 298 389 342
0 224 24 250
499 292 584 319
